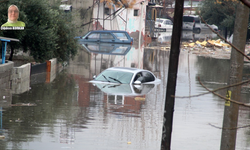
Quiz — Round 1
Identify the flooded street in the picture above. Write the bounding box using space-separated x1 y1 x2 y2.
2 30 250 150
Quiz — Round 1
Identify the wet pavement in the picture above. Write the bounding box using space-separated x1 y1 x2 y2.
1 30 250 150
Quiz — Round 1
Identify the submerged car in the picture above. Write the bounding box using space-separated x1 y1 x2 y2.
90 67 161 85
93 83 156 96
76 30 133 44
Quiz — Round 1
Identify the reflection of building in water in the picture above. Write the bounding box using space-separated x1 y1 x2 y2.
60 121 75 144
105 94 145 115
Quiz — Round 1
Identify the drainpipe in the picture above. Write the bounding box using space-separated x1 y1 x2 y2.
139 1 144 46
139 1 144 68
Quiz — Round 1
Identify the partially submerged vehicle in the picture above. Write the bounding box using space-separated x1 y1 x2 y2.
93 83 156 96
90 67 161 85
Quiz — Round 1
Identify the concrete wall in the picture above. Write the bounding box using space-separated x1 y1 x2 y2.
0 60 14 89
46 58 57 83
12 63 31 94
0 61 13 107
0 58 59 95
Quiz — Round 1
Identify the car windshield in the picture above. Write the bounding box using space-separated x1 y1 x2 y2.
113 33 129 40
156 19 163 23
95 70 134 84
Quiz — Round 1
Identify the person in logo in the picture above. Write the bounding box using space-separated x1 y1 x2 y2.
1 5 25 27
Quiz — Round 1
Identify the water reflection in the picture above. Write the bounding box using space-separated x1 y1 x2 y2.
153 29 218 45
81 42 132 56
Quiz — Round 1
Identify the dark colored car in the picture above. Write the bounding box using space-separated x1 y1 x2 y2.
76 30 133 44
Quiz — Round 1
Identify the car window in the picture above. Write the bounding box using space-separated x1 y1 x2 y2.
183 16 194 22
101 45 114 52
113 33 129 40
100 33 115 39
156 19 163 23
140 71 155 83
85 45 99 51
112 46 129 54
87 33 100 39
133 71 155 83
134 72 143 82
134 71 155 83
194 17 200 23
167 21 173 25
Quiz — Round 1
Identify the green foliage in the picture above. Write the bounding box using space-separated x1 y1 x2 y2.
0 0 78 62
199 0 238 34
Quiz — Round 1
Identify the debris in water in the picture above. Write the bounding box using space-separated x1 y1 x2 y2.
15 118 23 123
11 103 37 107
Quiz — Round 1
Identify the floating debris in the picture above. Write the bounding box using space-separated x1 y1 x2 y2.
134 97 145 101
11 103 37 107
15 118 23 123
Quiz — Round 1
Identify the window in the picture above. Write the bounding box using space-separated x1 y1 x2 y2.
112 46 128 54
134 71 155 83
134 9 139 16
142 71 155 82
165 20 173 25
87 33 100 39
104 7 110 15
113 33 128 40
100 33 114 39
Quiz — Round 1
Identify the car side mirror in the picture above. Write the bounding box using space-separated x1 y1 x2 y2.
93 75 96 79
134 80 141 84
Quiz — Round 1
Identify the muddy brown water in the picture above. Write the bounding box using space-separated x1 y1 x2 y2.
1 33 250 150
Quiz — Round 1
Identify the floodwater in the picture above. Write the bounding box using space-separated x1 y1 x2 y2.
1 30 250 150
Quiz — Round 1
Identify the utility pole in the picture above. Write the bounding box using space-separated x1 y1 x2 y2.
220 2 249 150
161 0 184 149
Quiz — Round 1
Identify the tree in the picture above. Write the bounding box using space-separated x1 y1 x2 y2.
0 0 78 63
199 0 239 36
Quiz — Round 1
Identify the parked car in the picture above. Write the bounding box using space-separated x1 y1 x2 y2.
81 43 132 55
155 18 173 31
75 30 133 44
90 67 161 85
182 15 197 30
199 24 218 32
192 16 219 32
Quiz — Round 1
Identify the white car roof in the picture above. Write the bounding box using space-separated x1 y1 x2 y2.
106 67 146 74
